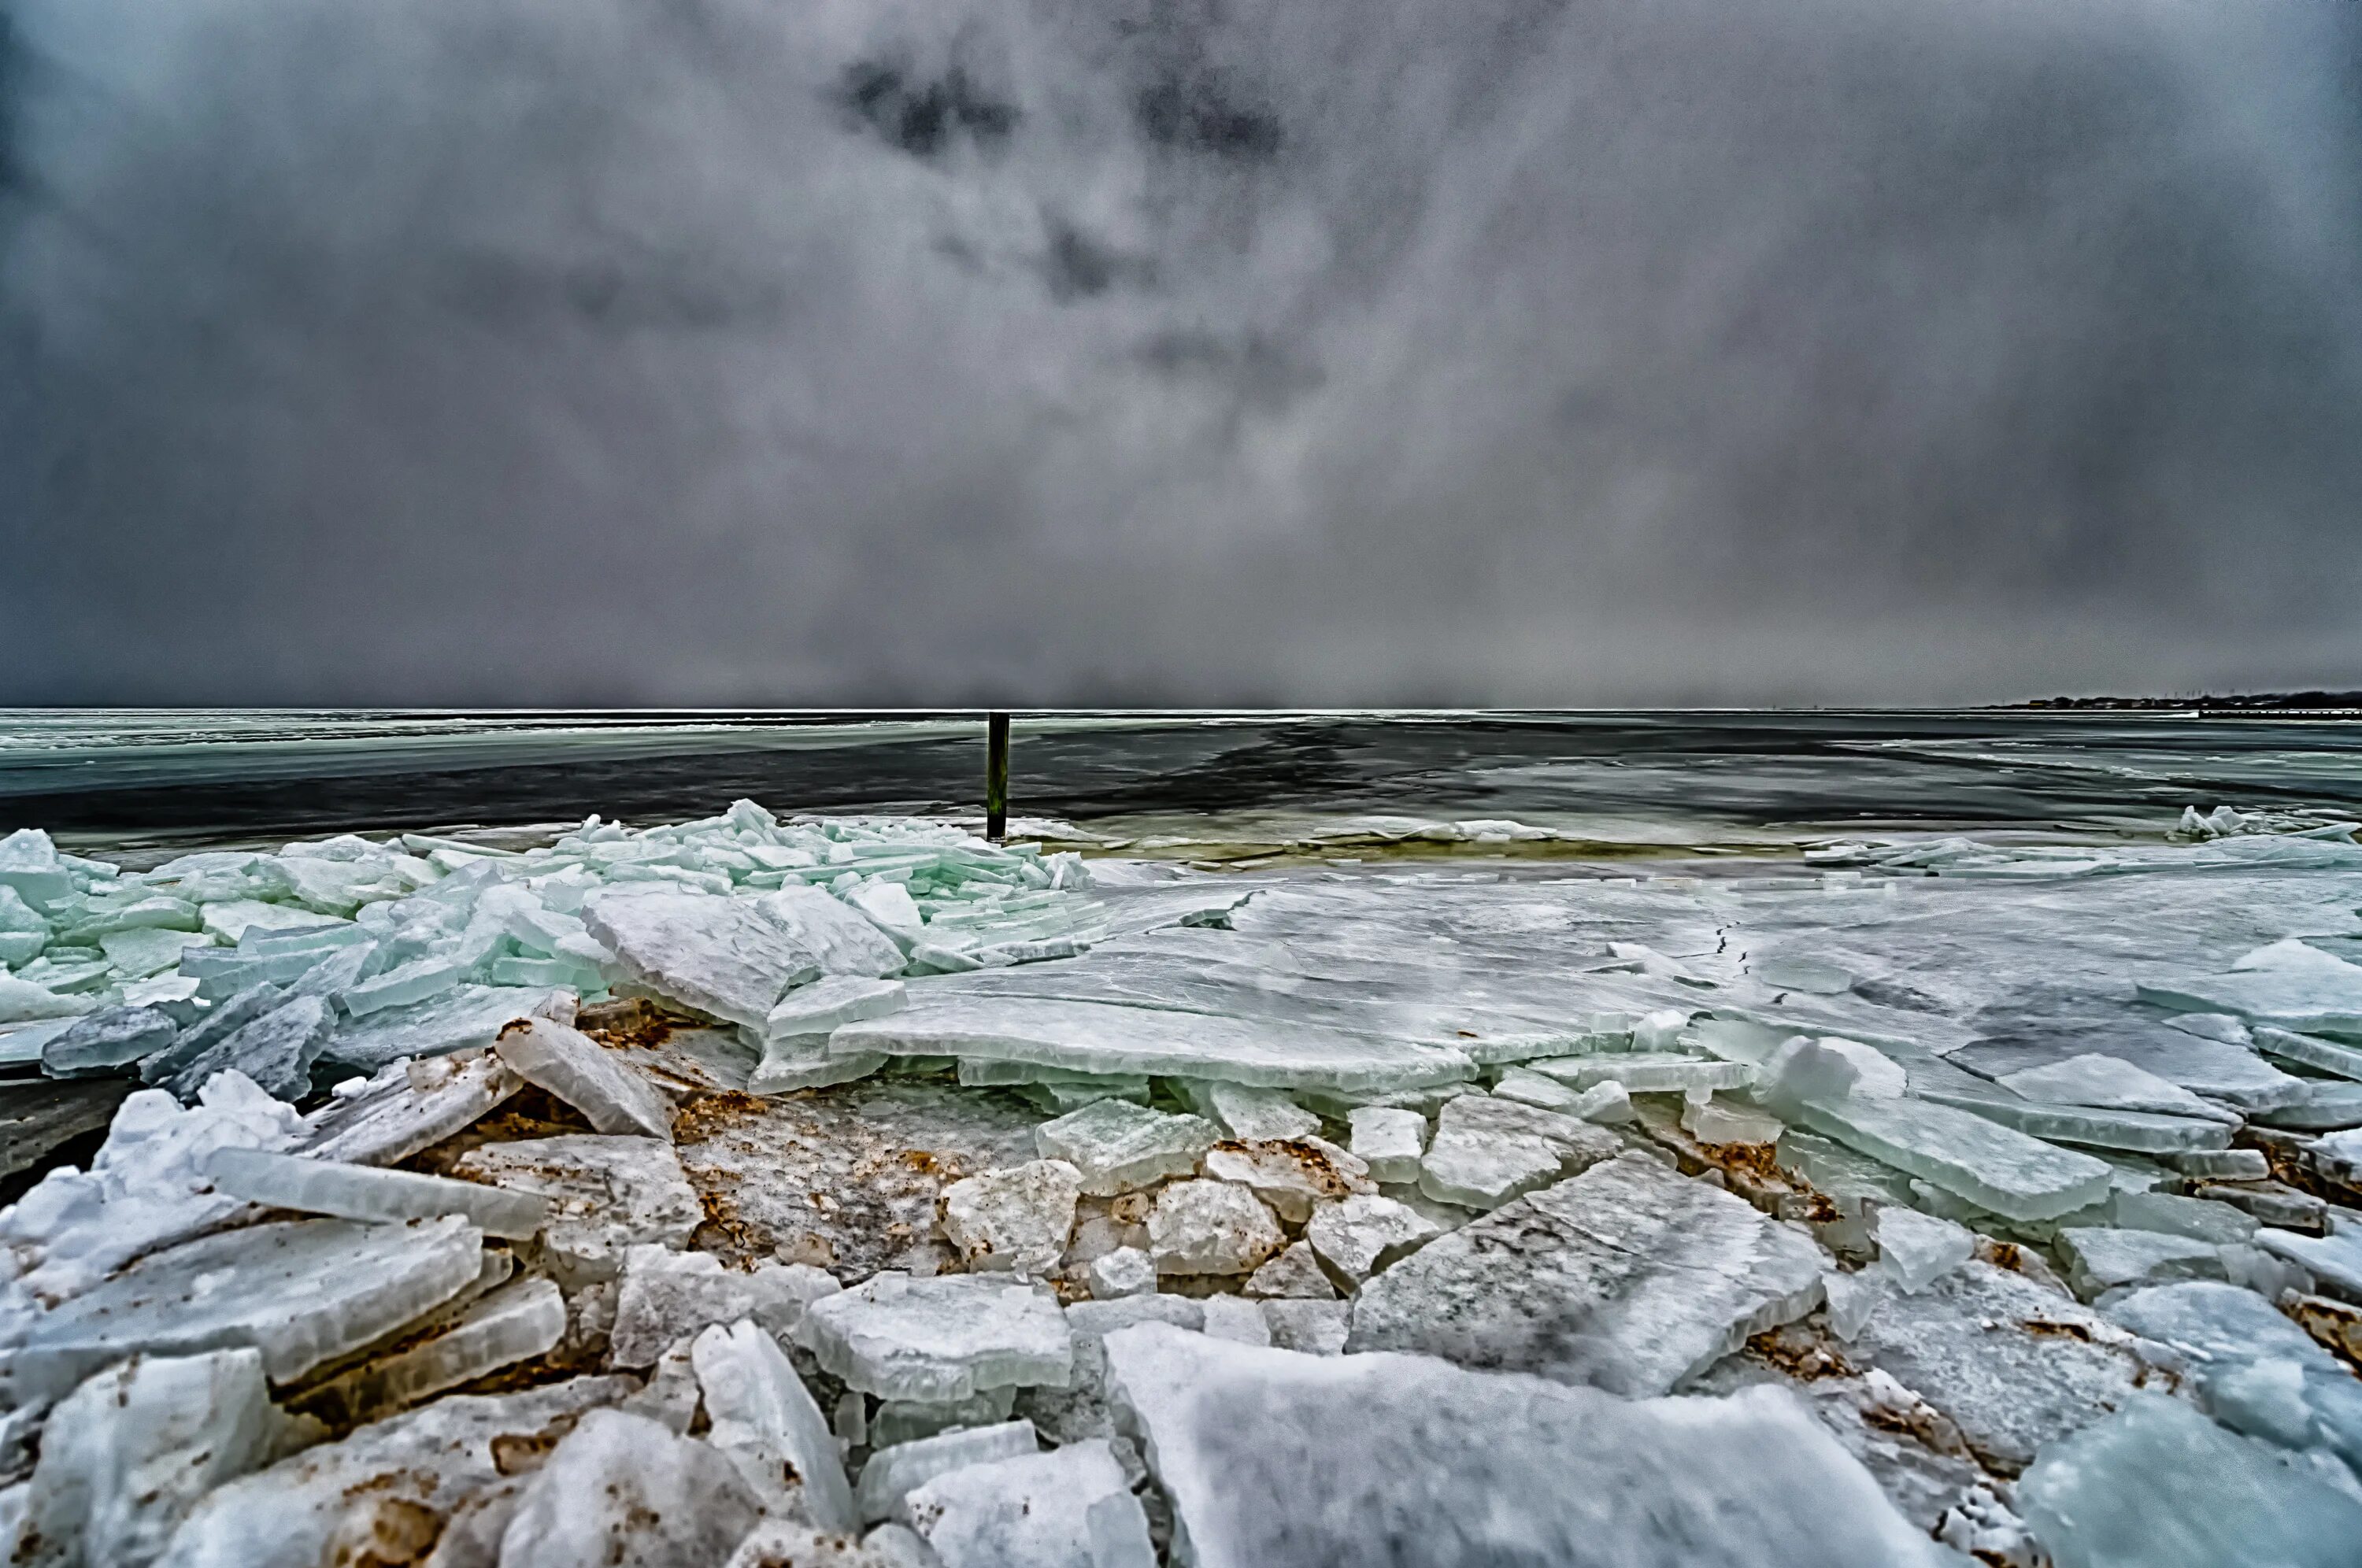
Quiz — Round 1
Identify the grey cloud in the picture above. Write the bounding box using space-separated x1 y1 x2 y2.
1 0 2358 705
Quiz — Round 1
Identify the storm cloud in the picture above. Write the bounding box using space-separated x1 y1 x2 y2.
2 0 2358 704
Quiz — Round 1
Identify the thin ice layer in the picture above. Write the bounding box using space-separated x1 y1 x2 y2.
1101 1323 1949 1567
833 996 1472 1093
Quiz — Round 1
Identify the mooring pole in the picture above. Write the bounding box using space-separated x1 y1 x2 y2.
986 711 1011 842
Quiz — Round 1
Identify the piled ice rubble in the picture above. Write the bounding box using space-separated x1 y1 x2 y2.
0 804 2360 1563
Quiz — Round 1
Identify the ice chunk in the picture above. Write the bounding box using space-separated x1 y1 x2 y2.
1087 1247 1156 1300
940 1159 1081 1274
753 886 907 978
1416 1093 1621 1211
450 1135 701 1285
1999 1053 2238 1121
834 996 1473 1094
1034 1099 1216 1196
1872 1207 1975 1293
798 1272 1072 1401
1794 1093 2113 1222
17 1348 283 1568
336 954 464 1018
1101 1323 1950 1567
0 830 70 912
692 1318 857 1531
2107 1281 2362 1464
1938 1093 2234 1155
1183 1081 1321 1143
1571 1080 1636 1124
1681 1094 1785 1145
495 1407 763 1568
1528 1052 1757 1094
857 1419 1039 1524
1305 1193 1443 1284
0 978 93 1026
0 1216 482 1407
1243 1240 1338 1300
2017 1393 2362 1568
2160 1146 2269 1182
1146 1180 1286 1276
2057 1228 2227 1300
748 1031 889 1093
724 1520 926 1566
1346 1106 1425 1182
292 1277 567 1429
492 1016 673 1140
892 1437 1152 1568
202 1145 545 1238
39 1006 178 1077
292 1049 522 1167
156 1374 631 1568
1201 1137 1372 1222
848 882 927 950
766 975 907 1039
2256 1216 2362 1300
155 994 333 1102
1351 1152 1824 1395
1199 1294 1272 1345
1490 1066 1586 1111
321 985 557 1071
2110 1189 2257 1244
870 1388 1020 1448
609 1244 836 1369
581 888 821 1029
98 927 214 980
2142 939 2362 1037
1261 1296 1352 1354
2256 1026 2362 1082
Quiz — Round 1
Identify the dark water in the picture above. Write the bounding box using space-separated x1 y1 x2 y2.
3 709 2360 852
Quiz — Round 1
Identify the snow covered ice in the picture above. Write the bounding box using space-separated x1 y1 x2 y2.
2 785 2362 1564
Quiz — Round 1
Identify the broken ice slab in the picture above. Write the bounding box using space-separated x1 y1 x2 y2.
15 1348 286 1568
2159 1145 2270 1182
746 1032 887 1093
290 1277 566 1429
202 1145 546 1238
495 1407 764 1568
2017 1392 2362 1568
2256 1026 2362 1081
609 1244 837 1369
831 996 1474 1094
2256 1215 2362 1300
1871 1206 1974 1292
1489 1066 1586 1111
157 993 335 1102
1997 1052 2242 1122
2109 1189 2257 1244
1087 1247 1157 1300
1179 1079 1321 1142
857 1418 1040 1524
1931 1093 2234 1156
765 974 907 1040
1261 1296 1352 1355
1146 1179 1287 1275
2057 1227 2229 1300
798 1271 1072 1402
1793 1093 2113 1222
155 1379 639 1568
1350 1152 1824 1395
2259 1078 2362 1131
692 1318 858 1531
1416 1093 1623 1210
892 1436 1153 1568
0 977 95 1026
1837 1258 2143 1470
1101 1323 1950 1568
38 1004 177 1076
752 886 909 978
940 1159 1082 1275
1244 1241 1338 1300
1034 1097 1218 1196
335 953 463 1017
2106 1281 2362 1466
492 1016 673 1140
0 1215 483 1407
98 926 214 979
870 1387 1021 1449
291 1049 522 1167
1957 1023 2309 1114
583 886 820 1029
1305 1193 1443 1284
1526 1052 1757 1095
320 985 559 1072
450 1135 702 1285
1200 1137 1372 1222
1346 1105 1425 1182
1680 1094 1785 1145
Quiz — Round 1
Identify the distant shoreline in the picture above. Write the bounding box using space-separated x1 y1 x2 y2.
2012 693 2362 712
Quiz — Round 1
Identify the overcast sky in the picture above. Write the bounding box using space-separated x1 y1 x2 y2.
3 0 2357 705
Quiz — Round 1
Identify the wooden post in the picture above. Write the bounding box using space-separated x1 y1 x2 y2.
986 711 1010 842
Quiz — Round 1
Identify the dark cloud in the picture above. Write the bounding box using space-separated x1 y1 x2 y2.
2 0 2358 705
